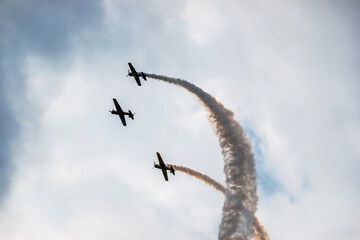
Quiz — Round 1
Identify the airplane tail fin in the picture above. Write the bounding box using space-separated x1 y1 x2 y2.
128 110 135 120
126 70 130 77
141 72 147 81
170 166 175 175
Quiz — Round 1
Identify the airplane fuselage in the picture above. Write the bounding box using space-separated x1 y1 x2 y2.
110 109 132 117
128 72 138 77
154 164 175 175
128 71 146 79
154 164 171 171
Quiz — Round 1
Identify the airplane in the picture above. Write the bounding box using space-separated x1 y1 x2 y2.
127 62 147 86
154 152 175 181
109 98 135 126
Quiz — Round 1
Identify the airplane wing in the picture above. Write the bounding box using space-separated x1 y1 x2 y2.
113 98 123 113
113 98 126 126
134 75 141 86
156 152 165 167
161 169 169 181
119 114 127 126
128 62 136 73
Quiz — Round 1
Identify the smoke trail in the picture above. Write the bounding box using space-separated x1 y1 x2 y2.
171 165 226 194
146 73 259 239
171 165 269 240
253 219 270 240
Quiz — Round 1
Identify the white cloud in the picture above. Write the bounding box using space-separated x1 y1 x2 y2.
181 0 225 46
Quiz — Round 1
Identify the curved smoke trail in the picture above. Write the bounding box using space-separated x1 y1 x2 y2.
171 165 226 193
171 165 269 240
146 73 259 239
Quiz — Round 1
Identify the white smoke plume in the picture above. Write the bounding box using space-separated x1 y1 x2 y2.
171 164 269 240
146 73 259 239
171 165 226 194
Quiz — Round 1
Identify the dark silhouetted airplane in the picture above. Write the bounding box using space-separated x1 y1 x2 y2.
154 152 175 181
110 98 134 126
127 62 147 86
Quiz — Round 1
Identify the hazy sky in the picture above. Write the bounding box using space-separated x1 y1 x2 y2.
1 0 359 239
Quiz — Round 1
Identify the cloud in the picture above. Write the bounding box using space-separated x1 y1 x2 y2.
181 0 225 45
0 0 104 204
0 85 18 202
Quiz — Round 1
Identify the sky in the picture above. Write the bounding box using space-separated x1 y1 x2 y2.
0 0 359 239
